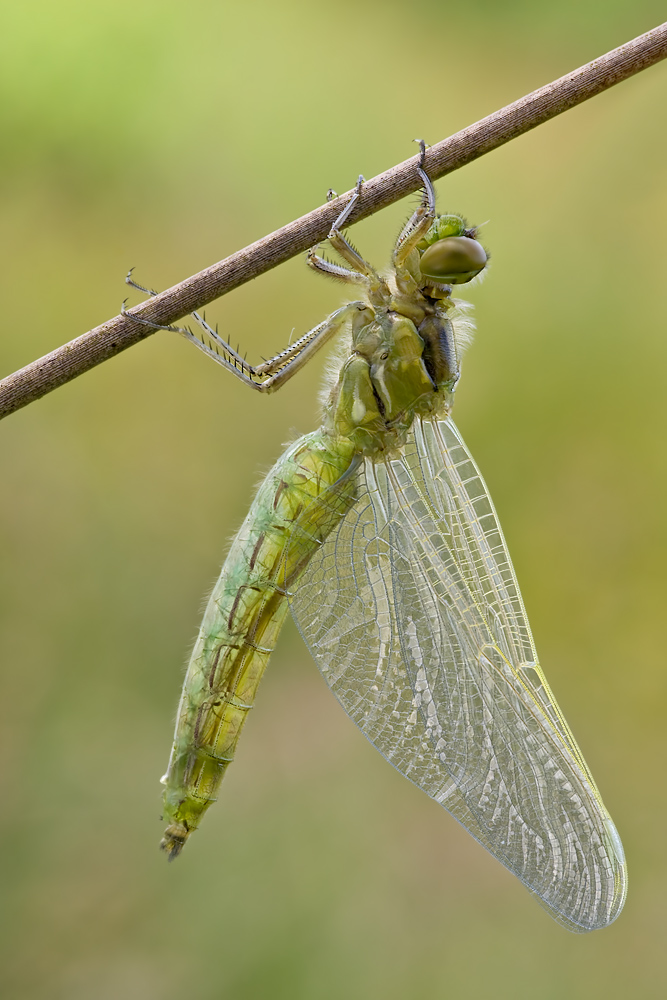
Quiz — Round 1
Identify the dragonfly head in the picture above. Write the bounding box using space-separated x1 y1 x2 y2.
417 215 487 287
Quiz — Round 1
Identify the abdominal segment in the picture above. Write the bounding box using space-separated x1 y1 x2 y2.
160 430 356 858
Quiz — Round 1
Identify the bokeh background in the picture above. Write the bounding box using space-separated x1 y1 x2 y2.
1 2 666 997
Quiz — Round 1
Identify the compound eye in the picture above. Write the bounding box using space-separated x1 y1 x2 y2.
419 236 487 284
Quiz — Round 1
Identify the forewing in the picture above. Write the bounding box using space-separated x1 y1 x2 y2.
287 416 626 932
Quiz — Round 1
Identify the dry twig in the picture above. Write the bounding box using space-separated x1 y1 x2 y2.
1 22 666 420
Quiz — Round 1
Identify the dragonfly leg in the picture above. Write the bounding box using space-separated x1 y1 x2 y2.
323 176 381 282
182 299 373 392
393 139 437 267
121 269 193 335
329 174 364 234
251 300 371 392
122 269 265 384
122 268 368 393
125 269 158 298
307 187 368 284
306 248 368 286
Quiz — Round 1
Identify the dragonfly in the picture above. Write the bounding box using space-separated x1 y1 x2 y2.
125 145 627 932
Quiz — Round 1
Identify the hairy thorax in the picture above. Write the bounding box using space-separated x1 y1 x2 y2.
322 291 462 458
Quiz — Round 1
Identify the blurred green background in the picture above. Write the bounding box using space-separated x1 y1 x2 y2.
1 2 666 997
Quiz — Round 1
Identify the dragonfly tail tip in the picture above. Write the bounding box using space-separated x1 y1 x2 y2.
160 822 189 861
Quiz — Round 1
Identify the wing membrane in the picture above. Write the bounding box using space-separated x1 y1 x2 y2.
287 415 626 932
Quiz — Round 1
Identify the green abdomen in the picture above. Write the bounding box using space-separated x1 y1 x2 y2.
160 430 356 857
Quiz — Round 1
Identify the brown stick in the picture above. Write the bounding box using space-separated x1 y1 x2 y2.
2 22 666 420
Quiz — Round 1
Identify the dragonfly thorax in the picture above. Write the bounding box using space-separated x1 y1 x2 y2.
323 309 448 455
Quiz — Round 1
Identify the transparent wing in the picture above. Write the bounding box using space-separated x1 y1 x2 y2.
287 415 627 932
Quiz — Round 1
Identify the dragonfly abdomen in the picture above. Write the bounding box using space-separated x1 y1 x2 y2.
160 430 357 858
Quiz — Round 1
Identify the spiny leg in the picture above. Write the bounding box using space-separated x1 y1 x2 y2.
251 301 370 390
307 190 367 285
122 269 198 334
123 269 269 373
329 174 363 233
307 177 380 287
306 249 369 286
322 175 382 284
185 300 370 392
393 139 437 267
415 138 436 214
122 270 367 393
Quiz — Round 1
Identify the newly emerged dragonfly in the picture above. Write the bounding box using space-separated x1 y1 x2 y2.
127 147 627 932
